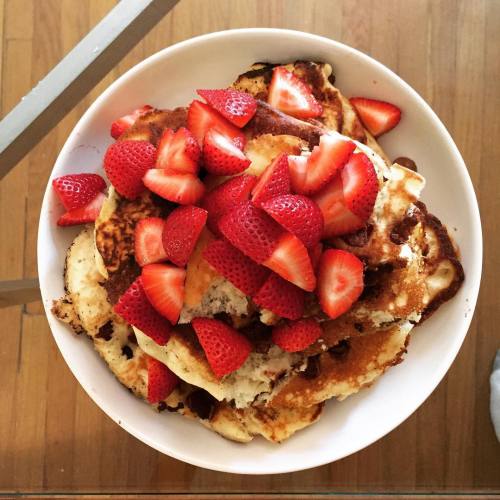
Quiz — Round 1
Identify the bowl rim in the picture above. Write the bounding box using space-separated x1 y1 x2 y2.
37 27 482 474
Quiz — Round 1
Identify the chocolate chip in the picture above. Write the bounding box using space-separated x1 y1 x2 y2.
301 355 321 379
157 401 167 412
95 321 113 341
393 157 417 172
186 390 216 420
167 402 184 413
390 212 419 245
121 345 133 359
329 339 350 359
354 322 364 333
128 331 138 345
360 263 393 300
341 224 374 247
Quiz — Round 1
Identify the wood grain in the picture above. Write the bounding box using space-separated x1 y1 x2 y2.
0 0 499 496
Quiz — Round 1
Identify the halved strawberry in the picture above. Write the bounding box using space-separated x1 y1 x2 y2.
317 249 364 319
114 276 171 345
251 153 290 207
191 318 252 379
143 169 205 205
110 105 153 139
203 129 251 175
134 217 167 267
261 194 323 249
203 239 269 296
252 272 305 320
156 127 200 174
268 66 322 119
288 155 308 194
52 173 106 211
349 97 401 137
187 100 246 146
162 205 207 267
197 88 257 128
142 263 186 324
147 357 179 404
57 192 106 226
263 232 316 291
272 318 322 352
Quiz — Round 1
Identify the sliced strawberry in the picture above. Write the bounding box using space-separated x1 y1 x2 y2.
268 66 322 119
114 276 171 345
251 153 290 207
187 100 246 146
252 272 304 320
57 192 106 226
272 318 322 352
143 169 205 205
191 318 252 378
134 217 167 267
261 194 323 249
218 201 283 264
52 173 106 211
110 105 153 139
147 357 179 404
263 232 316 291
201 174 257 237
349 97 401 137
156 127 200 174
203 239 269 296
341 152 379 219
288 155 308 194
317 249 364 319
162 205 207 267
203 129 251 175
309 242 323 272
197 88 257 128
104 140 157 199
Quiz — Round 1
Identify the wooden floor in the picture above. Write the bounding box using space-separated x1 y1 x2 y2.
0 0 499 497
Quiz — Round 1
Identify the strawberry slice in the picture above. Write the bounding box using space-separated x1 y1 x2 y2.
203 129 251 175
263 232 316 292
134 217 167 267
261 194 323 249
341 152 379 219
162 205 207 267
57 192 106 226
197 88 257 127
272 318 322 352
251 153 291 207
349 97 401 137
203 239 269 296
268 66 323 119
110 105 153 139
187 100 246 146
252 272 305 320
156 127 200 175
114 276 171 345
104 140 157 199
317 249 364 319
191 318 252 378
52 173 106 211
143 169 205 205
147 357 179 404
288 155 308 194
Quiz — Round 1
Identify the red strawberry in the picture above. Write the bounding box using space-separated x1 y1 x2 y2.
147 357 178 404
317 249 364 319
252 273 304 320
110 105 153 139
57 192 105 226
268 66 323 119
272 318 322 352
263 232 316 292
341 152 379 219
143 169 205 205
288 155 308 194
104 140 157 199
162 205 207 267
197 88 257 128
191 318 252 378
114 276 171 345
156 127 200 174
218 201 283 264
309 242 323 272
52 173 106 211
187 100 246 146
203 239 269 296
261 194 323 249
251 153 291 207
349 97 401 137
142 263 186 324
134 217 168 267
203 129 251 175
202 174 257 236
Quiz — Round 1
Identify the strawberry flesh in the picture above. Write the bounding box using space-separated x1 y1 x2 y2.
203 128 250 175
288 155 308 194
349 97 401 137
251 153 291 207
143 169 205 205
156 127 200 175
57 192 105 226
134 217 168 267
272 318 322 352
147 357 179 404
52 173 106 211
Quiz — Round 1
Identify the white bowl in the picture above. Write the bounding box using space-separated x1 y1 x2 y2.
37 28 482 474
